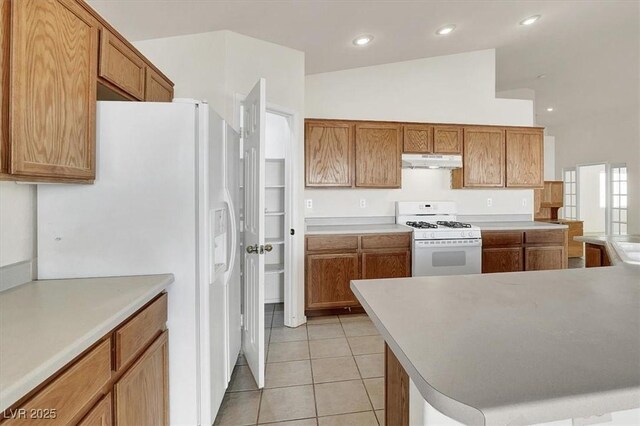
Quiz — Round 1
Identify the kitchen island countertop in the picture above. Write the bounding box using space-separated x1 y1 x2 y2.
0 274 173 412
351 238 640 425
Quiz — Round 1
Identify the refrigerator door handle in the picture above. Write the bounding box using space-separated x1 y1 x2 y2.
224 191 238 287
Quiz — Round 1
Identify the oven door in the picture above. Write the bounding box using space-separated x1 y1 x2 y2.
412 239 482 277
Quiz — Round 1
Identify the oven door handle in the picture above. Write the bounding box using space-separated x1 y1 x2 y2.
414 240 482 248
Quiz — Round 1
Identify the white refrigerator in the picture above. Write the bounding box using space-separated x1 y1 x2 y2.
37 100 242 425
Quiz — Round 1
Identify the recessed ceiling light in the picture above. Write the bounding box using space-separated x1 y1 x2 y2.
520 15 541 26
536 74 547 79
546 107 554 112
436 25 456 36
353 35 373 46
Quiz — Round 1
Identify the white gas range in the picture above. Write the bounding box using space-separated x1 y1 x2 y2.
396 201 482 277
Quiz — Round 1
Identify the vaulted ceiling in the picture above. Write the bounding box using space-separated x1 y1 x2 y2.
88 0 639 129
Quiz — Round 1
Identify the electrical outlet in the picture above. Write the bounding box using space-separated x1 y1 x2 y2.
487 198 493 207
360 199 366 208
305 199 313 209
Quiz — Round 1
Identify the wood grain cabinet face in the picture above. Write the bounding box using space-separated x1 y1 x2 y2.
145 67 173 102
482 247 523 273
433 125 462 154
9 0 98 180
362 250 411 279
99 30 145 100
115 331 169 426
462 127 505 187
0 0 9 175
306 253 360 310
525 246 565 271
506 129 544 188
402 124 432 153
78 393 112 426
355 123 402 188
305 121 353 187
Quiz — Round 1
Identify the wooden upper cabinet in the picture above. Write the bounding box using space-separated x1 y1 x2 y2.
305 121 353 187
9 0 98 180
99 30 146 100
506 128 543 188
145 67 174 102
0 0 9 175
355 122 402 188
403 124 432 153
461 127 505 187
115 331 169 426
433 125 462 154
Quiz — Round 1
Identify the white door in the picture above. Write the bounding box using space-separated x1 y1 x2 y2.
242 79 266 387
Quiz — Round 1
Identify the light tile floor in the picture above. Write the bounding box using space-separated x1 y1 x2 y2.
214 304 385 426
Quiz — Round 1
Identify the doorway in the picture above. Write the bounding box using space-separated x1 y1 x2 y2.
577 164 607 235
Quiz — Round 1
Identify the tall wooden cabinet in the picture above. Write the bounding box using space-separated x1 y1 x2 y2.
1 0 175 183
355 122 402 188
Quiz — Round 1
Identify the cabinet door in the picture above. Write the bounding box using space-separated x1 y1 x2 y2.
145 67 173 102
306 253 359 310
115 331 169 426
524 246 564 271
433 125 462 154
78 393 112 426
402 124 432 153
462 127 505 187
10 0 98 180
566 221 584 258
362 250 411 279
506 128 543 187
305 121 353 187
0 0 9 175
99 30 145 100
482 248 523 273
355 122 402 188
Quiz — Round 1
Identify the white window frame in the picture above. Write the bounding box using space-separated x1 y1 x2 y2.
610 163 628 235
562 167 578 220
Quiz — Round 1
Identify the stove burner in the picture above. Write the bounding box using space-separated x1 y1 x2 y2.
436 221 472 228
406 221 438 229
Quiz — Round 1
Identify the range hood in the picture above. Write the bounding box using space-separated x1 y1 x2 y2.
401 153 462 169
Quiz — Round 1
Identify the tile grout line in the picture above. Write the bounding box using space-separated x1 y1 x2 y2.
307 320 320 421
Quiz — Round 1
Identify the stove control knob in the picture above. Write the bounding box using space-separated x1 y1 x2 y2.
430 232 435 238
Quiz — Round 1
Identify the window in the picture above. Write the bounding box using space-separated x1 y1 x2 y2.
563 168 577 220
610 164 628 235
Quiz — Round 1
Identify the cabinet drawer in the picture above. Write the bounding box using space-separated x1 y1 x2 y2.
7 340 111 426
524 230 565 245
306 235 359 252
481 231 523 247
99 30 145 100
361 234 411 250
115 293 167 371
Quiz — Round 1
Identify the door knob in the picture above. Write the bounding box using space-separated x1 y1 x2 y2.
264 244 273 253
246 244 259 254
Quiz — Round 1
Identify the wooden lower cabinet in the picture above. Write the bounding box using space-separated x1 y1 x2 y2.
482 247 523 273
385 343 409 426
78 394 112 426
481 230 567 273
2 293 168 426
362 250 411 279
115 331 169 426
525 246 565 271
305 233 411 315
585 243 611 268
306 253 360 310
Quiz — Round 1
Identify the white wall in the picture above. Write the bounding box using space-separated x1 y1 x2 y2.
551 106 639 234
578 164 606 234
544 136 556 180
305 49 535 218
0 183 36 268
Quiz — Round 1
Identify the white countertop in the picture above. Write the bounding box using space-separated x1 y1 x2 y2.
576 234 640 265
472 221 568 231
351 250 640 424
0 274 173 411
305 223 412 235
